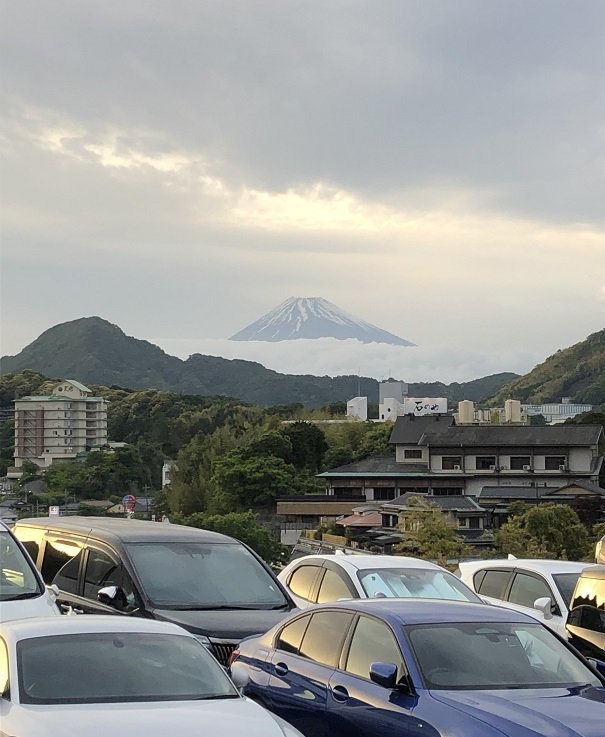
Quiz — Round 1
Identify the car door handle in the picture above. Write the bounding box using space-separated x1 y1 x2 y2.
274 662 289 677
330 684 349 702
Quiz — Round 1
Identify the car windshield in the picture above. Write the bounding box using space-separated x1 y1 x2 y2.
18 632 239 704
358 568 481 603
407 621 602 690
552 572 581 608
126 541 288 609
0 530 42 602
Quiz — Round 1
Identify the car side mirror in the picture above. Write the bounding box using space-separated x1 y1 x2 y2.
230 663 250 693
369 662 399 689
533 597 553 620
98 585 129 610
587 658 605 677
46 583 60 599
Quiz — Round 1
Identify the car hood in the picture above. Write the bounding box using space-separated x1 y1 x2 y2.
0 593 60 621
14 697 300 737
431 685 605 737
151 607 292 639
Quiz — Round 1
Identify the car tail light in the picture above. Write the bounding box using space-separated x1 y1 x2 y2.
227 648 240 668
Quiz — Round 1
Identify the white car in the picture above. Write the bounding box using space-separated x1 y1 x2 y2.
278 553 482 609
0 615 304 737
456 557 595 639
0 520 59 621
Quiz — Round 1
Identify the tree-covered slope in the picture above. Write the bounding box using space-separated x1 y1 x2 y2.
1 317 516 407
487 329 605 405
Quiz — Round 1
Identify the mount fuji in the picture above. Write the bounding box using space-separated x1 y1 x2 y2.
229 297 415 346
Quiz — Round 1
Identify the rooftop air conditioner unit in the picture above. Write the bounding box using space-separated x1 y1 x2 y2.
522 464 532 471
558 464 568 471
489 464 497 471
453 465 461 471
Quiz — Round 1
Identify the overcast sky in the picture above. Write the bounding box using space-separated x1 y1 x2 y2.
1 1 604 383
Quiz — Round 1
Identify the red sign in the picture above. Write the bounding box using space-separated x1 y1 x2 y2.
122 494 137 511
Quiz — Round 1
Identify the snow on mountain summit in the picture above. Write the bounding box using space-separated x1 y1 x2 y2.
229 297 415 346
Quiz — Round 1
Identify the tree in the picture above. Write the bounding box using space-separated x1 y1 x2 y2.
282 422 328 473
212 452 299 511
494 504 590 560
182 510 287 566
394 496 472 566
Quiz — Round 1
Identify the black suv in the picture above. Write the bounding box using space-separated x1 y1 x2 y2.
13 516 296 665
566 565 605 661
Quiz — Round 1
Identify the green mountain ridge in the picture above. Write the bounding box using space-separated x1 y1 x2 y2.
0 317 517 407
486 328 605 406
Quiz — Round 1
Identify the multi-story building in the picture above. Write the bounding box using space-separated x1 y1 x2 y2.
276 415 604 543
13 379 108 470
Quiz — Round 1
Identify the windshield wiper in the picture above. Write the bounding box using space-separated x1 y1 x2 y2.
167 604 261 611
194 693 240 700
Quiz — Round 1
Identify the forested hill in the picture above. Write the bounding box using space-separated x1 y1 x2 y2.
0 317 516 407
487 328 605 406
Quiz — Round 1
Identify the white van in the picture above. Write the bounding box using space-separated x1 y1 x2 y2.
0 520 60 621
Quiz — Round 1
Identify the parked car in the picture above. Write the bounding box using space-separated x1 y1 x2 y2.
0 520 59 621
456 557 593 638
12 516 296 665
278 553 482 609
567 565 605 660
229 598 605 737
0 614 304 737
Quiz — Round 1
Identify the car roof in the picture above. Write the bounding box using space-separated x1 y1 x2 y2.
308 598 537 625
285 554 440 571
0 615 194 640
459 558 592 575
15 516 234 545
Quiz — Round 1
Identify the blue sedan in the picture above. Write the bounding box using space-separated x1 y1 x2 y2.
229 599 605 737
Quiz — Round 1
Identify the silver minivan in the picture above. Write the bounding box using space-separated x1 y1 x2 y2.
0 520 60 621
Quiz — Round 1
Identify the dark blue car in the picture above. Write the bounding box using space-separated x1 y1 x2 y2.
229 599 605 737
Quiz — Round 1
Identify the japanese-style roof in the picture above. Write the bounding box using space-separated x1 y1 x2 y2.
388 414 456 445
318 456 428 478
337 511 382 527
419 425 602 447
384 493 485 512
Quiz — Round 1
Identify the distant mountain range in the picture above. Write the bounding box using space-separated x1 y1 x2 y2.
229 297 415 346
0 317 515 407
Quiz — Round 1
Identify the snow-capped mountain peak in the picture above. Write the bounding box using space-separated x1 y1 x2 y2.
229 297 415 346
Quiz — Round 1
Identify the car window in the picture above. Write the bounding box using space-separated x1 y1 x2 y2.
288 565 320 601
276 615 312 654
0 530 42 601
126 542 287 608
42 539 82 589
13 525 44 566
552 573 581 609
507 573 554 611
475 569 510 600
50 548 84 595
572 576 605 611
316 569 354 603
299 611 354 667
0 638 9 699
83 549 138 611
359 568 480 602
345 615 404 681
407 622 601 690
18 632 238 704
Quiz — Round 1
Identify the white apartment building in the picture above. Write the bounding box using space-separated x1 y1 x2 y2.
14 379 108 469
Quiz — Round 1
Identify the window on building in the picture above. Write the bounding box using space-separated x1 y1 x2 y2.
476 456 497 470
545 456 566 470
373 488 396 501
404 449 422 459
510 456 531 470
442 456 462 470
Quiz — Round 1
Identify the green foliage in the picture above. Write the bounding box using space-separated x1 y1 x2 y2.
181 511 287 566
282 422 328 473
395 496 472 566
494 504 591 560
212 453 299 511
487 328 605 405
